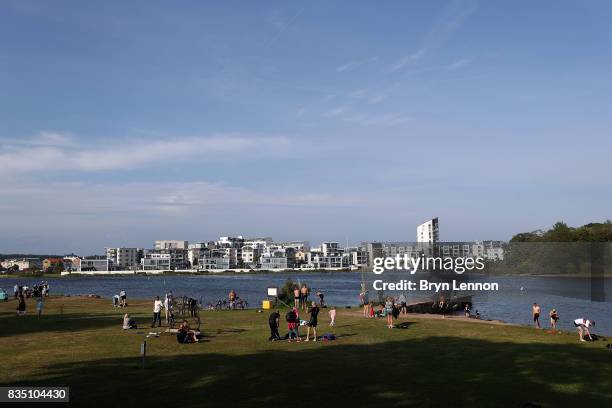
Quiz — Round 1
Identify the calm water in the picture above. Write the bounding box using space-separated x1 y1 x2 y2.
2 273 611 333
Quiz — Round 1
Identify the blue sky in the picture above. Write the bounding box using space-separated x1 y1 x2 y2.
1 0 611 254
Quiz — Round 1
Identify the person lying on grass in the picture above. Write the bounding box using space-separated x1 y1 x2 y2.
177 320 199 343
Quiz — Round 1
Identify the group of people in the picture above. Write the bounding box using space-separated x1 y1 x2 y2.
112 290 128 307
532 302 596 342
14 283 47 318
14 282 49 299
268 302 336 342
292 285 325 310
359 289 406 329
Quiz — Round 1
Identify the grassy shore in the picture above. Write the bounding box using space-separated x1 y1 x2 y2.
1 297 610 407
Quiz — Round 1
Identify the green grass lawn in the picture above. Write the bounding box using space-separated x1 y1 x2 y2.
0 296 610 407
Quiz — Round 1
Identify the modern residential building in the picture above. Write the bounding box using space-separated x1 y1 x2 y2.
363 242 384 267
199 249 233 270
106 247 143 270
417 218 439 244
77 256 110 272
260 248 296 269
141 252 171 271
1 258 43 271
154 240 188 250
241 246 261 267
345 247 368 267
187 243 210 268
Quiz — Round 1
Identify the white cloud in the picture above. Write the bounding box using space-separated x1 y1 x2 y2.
384 49 425 73
336 56 378 73
0 133 292 174
323 107 413 126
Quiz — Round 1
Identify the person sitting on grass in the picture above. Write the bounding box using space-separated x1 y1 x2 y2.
177 320 198 343
305 301 319 342
123 313 137 329
574 318 595 342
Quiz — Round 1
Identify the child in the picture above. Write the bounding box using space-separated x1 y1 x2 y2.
329 306 336 326
36 297 44 319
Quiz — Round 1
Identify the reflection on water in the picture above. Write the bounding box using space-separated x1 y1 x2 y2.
2 273 610 333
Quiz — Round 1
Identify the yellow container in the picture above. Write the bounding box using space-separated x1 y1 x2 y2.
262 300 272 310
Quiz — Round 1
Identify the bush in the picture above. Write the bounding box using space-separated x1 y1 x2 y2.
278 278 305 304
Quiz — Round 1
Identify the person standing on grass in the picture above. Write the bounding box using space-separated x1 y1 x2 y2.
268 310 281 341
36 297 44 319
305 301 319 342
316 290 325 307
398 293 407 315
286 307 300 342
151 296 164 328
574 318 595 342
14 284 19 299
293 286 300 310
385 297 394 329
532 303 541 328
329 306 336 326
119 290 127 307
360 288 370 318
549 309 559 329
16 293 26 316
164 292 173 323
300 284 309 311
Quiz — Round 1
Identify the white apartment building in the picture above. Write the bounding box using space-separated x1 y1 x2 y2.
106 247 143 269
141 252 171 270
241 246 261 266
243 237 273 249
321 242 341 256
417 218 439 243
187 243 210 268
154 240 188 250
1 258 43 270
77 257 110 272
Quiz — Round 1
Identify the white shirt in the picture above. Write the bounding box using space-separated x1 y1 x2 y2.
153 300 164 313
574 318 592 327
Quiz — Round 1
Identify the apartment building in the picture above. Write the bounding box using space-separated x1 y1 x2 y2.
77 256 110 272
1 258 43 270
417 218 439 244
106 247 143 270
154 240 188 250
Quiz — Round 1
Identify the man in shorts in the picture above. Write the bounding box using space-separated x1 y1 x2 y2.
305 301 319 342
532 303 541 328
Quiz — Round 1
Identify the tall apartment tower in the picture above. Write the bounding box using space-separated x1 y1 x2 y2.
417 218 439 243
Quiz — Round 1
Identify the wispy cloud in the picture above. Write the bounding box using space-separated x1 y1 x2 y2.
384 49 426 73
324 107 347 118
0 133 292 174
344 112 414 126
421 0 478 54
323 107 412 126
336 56 378 73
403 58 470 76
0 131 74 147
